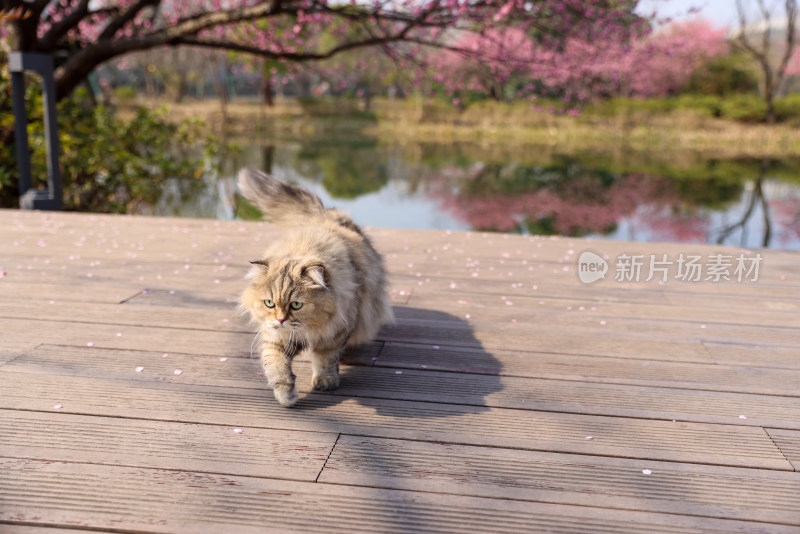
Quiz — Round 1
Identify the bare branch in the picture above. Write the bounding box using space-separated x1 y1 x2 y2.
775 0 798 88
735 0 773 76
736 0 757 52
175 25 416 61
758 0 772 57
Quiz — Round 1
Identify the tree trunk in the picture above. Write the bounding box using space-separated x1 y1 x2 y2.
211 58 229 121
261 144 274 172
262 76 274 107
756 163 772 247
171 72 187 104
362 86 372 111
765 93 777 124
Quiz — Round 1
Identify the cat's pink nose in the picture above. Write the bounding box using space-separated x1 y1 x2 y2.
276 317 286 324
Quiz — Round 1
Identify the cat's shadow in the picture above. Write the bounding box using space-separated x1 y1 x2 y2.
297 306 504 418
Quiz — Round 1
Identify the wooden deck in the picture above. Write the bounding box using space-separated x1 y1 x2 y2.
1 208 799 533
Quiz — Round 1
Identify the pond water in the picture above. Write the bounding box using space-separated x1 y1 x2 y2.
148 139 800 250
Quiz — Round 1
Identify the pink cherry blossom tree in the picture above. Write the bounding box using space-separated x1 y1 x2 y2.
627 18 729 97
429 26 535 100
0 0 649 102
427 17 728 102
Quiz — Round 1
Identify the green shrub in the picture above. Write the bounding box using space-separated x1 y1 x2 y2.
297 96 375 119
113 85 138 102
674 94 722 117
0 79 218 211
586 97 676 118
686 53 759 96
718 93 767 122
774 94 800 124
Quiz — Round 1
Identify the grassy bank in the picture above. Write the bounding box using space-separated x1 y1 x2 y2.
131 96 800 159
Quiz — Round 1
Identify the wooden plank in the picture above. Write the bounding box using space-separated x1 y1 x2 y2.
391 302 800 347
379 318 715 362
4 459 797 534
0 313 716 366
0 299 246 333
0 527 99 534
767 429 800 471
0 410 335 481
8 345 796 429
6 208 798 271
0 268 412 307
320 436 800 526
0 317 252 358
405 291 800 329
665 292 800 312
2 298 796 360
2 344 379 386
0 372 790 470
0 261 246 294
329 366 800 429
704 342 800 369
0 282 141 304
397 275 672 305
0 340 36 367
392 260 800 297
4 209 800 533
373 226 778 263
0 211 273 264
375 342 800 394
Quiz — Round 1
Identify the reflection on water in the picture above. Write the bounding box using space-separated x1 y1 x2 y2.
145 139 800 250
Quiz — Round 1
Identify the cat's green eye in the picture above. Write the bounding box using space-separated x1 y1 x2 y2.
264 299 276 308
290 301 303 310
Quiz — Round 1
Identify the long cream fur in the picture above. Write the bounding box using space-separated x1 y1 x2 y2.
238 169 393 407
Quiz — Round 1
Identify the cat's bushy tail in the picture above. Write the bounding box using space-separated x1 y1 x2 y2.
237 168 325 225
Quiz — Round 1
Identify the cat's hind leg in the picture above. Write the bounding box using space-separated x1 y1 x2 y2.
310 347 341 391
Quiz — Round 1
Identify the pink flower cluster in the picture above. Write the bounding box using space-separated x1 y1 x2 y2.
430 18 729 101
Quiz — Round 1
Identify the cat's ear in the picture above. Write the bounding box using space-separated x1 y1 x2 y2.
246 259 269 279
302 263 328 289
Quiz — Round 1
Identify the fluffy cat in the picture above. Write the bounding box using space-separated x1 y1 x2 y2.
237 169 394 407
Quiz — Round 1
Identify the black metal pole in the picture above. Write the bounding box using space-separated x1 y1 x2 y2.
9 52 63 210
9 69 32 195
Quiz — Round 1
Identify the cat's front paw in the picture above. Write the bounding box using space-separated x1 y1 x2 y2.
273 385 298 407
311 373 340 391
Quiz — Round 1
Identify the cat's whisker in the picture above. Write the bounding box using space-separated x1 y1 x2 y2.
284 327 295 359
249 328 262 361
